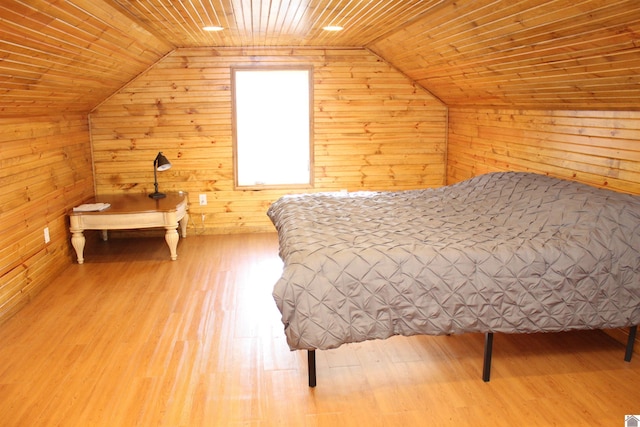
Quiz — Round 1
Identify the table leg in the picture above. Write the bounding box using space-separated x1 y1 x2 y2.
179 213 189 238
164 226 179 260
71 230 86 264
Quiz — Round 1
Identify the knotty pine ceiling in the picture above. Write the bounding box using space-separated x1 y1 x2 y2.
1 0 640 117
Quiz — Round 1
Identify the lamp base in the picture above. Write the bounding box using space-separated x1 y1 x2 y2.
148 192 167 199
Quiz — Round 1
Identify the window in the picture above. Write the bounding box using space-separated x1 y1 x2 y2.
233 67 313 188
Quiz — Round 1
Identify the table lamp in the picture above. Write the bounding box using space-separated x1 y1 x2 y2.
149 151 172 199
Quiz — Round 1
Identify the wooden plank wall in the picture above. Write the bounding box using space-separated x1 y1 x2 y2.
90 47 448 234
0 116 94 324
447 108 640 196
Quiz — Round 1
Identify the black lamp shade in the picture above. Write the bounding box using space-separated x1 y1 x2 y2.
155 152 172 171
149 151 172 199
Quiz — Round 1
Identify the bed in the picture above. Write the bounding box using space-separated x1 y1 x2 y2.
267 171 640 386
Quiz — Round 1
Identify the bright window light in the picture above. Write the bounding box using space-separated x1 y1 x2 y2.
233 68 313 188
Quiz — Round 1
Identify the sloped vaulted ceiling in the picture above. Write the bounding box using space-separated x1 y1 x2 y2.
368 0 640 110
0 0 173 116
1 0 640 117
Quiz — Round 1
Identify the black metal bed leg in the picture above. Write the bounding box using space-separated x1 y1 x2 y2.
483 332 493 382
308 350 317 387
625 325 637 362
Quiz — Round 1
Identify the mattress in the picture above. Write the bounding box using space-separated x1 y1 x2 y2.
267 172 640 351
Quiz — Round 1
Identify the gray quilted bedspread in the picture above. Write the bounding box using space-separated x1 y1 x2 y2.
267 172 640 351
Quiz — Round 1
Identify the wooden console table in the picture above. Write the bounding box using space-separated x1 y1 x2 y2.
69 192 189 264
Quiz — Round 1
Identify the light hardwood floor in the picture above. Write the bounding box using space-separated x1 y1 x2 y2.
0 233 638 426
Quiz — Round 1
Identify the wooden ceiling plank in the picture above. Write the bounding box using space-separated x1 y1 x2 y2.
289 0 325 43
269 0 310 45
369 0 640 109
415 34 640 80
198 0 223 27
464 10 632 58
345 0 441 47
184 0 208 29
0 43 148 85
414 0 584 50
0 2 167 85
3 23 156 72
2 0 640 115
301 0 341 44
33 0 169 56
155 1 201 46
0 14 122 69
424 44 640 86
425 2 638 64
101 0 176 46
377 0 506 49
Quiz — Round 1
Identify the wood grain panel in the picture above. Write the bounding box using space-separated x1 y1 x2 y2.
0 0 171 117
0 116 94 325
105 0 442 48
447 108 640 195
3 1 640 117
90 47 447 234
369 0 640 110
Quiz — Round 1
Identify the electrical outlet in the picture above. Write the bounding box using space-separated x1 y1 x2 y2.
43 227 50 244
199 194 207 206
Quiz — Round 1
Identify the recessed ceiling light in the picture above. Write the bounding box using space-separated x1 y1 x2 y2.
322 25 343 31
203 26 224 32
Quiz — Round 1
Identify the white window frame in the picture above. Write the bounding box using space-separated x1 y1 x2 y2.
232 66 314 189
